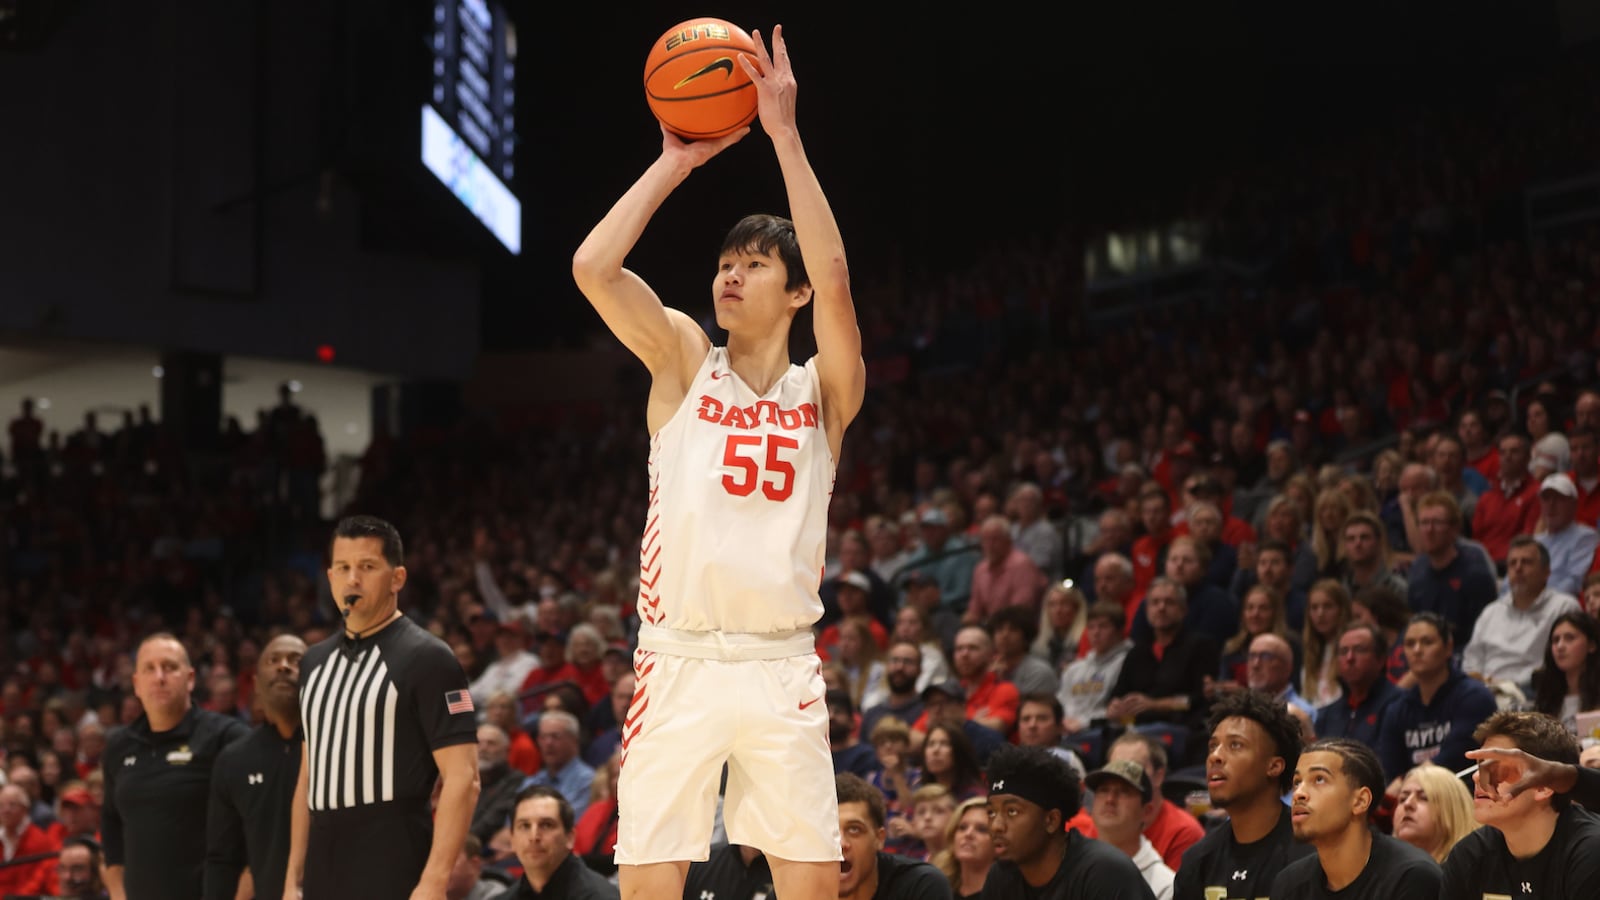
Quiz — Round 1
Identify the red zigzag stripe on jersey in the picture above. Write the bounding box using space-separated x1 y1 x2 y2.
619 650 656 769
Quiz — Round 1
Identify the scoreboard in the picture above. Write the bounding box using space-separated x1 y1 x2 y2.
421 0 521 254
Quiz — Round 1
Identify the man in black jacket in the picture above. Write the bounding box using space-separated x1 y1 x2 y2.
103 632 250 900
506 785 617 899
473 723 524 843
204 633 308 900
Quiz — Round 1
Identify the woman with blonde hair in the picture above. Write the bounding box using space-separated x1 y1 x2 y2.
1393 762 1477 862
932 796 994 900
1301 579 1352 707
1032 580 1087 669
1310 487 1353 578
835 617 887 712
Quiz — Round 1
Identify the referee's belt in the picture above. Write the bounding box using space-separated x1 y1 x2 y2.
636 623 816 661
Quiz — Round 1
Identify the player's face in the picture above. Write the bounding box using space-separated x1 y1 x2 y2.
836 801 883 897
985 793 1052 865
712 247 804 334
1472 735 1543 826
327 536 406 617
1290 751 1365 843
133 638 194 718
1206 716 1282 809
1393 776 1440 852
512 796 573 876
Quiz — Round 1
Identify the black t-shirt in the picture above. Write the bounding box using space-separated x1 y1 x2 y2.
203 723 302 900
683 844 775 900
981 831 1156 900
1172 803 1315 900
873 852 953 899
1439 806 1600 899
102 706 251 900
298 615 477 812
1270 833 1440 900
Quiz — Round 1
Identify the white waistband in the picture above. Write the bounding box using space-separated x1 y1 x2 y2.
635 623 816 661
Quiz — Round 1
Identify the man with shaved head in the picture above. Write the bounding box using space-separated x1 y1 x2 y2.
205 633 309 900
104 632 250 899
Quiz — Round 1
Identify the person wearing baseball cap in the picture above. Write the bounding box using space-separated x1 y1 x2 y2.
1536 472 1599 596
1086 759 1174 900
981 745 1154 899
48 784 100 844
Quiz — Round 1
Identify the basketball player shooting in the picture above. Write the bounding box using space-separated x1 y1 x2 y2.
571 24 864 900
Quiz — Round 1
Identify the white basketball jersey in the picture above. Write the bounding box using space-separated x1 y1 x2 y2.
639 347 834 634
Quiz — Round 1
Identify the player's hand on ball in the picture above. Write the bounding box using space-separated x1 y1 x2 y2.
660 123 748 168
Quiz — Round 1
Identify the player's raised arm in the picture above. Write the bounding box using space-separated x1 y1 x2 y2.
742 25 865 432
571 126 747 376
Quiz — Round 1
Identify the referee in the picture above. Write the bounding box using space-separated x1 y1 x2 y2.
285 516 480 899
102 632 250 900
203 633 308 900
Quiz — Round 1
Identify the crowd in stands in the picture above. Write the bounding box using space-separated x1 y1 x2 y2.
3 53 1600 899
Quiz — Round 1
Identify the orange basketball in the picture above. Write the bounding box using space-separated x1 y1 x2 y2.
644 18 759 140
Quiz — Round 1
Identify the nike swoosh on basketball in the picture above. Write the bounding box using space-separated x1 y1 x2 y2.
710 370 730 380
674 57 735 89
798 696 821 711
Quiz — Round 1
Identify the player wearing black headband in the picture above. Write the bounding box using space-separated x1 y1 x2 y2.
981 744 1155 899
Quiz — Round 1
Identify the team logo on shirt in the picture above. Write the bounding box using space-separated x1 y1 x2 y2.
248 773 264 785
123 756 137 767
445 690 474 715
1232 870 1248 880
167 745 194 765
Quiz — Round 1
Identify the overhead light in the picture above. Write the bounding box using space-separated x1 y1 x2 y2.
288 380 303 393
36 397 50 410
152 366 164 378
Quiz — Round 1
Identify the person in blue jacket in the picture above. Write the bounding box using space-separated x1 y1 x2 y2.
1375 612 1498 797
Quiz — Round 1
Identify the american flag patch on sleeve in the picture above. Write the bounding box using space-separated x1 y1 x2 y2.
445 690 474 715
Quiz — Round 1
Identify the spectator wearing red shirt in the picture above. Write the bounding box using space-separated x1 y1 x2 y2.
962 515 1048 626
0 783 58 897
517 630 580 716
1131 488 1174 599
1459 409 1500 484
913 625 1021 737
486 691 540 776
1568 428 1600 527
562 624 612 708
817 572 890 660
1471 432 1542 565
1068 730 1205 871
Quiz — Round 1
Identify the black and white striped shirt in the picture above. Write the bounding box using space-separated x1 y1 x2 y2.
298 615 477 812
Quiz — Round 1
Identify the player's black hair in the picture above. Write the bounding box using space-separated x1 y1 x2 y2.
331 515 405 567
983 743 1081 826
1205 688 1304 793
1301 738 1385 820
721 213 810 293
836 772 887 828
